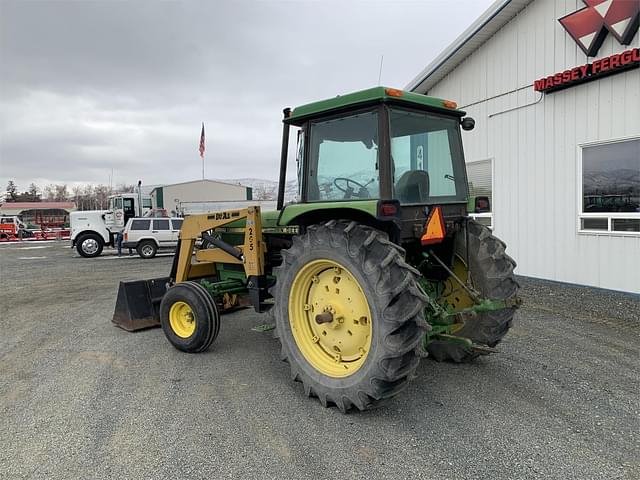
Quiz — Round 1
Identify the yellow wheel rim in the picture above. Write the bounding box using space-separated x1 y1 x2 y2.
169 301 196 338
440 256 474 334
288 259 372 378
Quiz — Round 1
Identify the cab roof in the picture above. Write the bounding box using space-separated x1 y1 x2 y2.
285 86 464 125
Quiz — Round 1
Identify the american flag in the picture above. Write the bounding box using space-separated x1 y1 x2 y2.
199 123 205 158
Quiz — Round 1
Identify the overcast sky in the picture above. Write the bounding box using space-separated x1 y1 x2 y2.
0 0 494 192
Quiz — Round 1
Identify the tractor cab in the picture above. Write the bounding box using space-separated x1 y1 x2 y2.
278 87 476 240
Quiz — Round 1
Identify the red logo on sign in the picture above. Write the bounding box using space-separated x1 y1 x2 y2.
559 0 639 57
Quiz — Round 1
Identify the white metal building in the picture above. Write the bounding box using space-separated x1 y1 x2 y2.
407 0 640 293
150 179 252 216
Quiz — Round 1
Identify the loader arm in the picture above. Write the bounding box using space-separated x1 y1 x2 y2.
171 206 265 283
112 206 269 332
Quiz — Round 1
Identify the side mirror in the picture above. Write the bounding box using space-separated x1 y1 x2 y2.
461 117 475 131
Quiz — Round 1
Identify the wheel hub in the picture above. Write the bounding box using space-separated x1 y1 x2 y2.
169 301 196 338
289 259 372 378
82 238 98 255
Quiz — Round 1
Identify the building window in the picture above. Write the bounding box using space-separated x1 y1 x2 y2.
466 159 493 229
579 138 640 235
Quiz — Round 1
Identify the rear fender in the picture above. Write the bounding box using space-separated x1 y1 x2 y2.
278 201 400 240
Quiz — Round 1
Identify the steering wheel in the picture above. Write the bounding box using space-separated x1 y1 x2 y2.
333 178 369 199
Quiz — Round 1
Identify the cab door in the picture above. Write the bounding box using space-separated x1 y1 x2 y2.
123 198 136 225
104 196 125 229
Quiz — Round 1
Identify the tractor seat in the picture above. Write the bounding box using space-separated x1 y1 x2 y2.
395 170 430 204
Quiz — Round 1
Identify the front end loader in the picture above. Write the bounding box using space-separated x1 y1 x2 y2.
113 86 520 411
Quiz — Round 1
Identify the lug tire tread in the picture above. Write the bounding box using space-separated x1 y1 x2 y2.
427 219 519 363
272 220 429 412
160 281 220 353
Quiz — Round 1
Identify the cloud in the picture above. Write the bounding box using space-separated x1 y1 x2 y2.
0 0 494 192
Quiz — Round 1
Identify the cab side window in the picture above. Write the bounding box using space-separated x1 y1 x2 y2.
153 219 170 230
130 219 150 230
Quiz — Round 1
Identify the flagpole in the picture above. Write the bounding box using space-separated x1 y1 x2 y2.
199 122 206 180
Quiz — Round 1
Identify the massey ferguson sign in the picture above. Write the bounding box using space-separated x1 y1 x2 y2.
534 47 639 92
535 0 639 93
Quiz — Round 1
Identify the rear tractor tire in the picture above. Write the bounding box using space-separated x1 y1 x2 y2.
272 220 429 412
160 281 220 353
427 219 519 363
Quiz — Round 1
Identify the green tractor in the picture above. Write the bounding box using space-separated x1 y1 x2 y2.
113 86 520 412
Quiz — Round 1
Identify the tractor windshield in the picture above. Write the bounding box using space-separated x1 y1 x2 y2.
306 110 380 202
390 108 467 204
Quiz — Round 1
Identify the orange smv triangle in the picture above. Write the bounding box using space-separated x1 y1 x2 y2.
421 206 446 245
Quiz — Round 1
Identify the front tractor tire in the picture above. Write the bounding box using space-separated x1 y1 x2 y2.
272 220 429 412
160 281 220 353
76 233 104 258
427 219 519 363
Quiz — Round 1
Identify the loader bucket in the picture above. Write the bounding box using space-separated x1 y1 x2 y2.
112 277 170 331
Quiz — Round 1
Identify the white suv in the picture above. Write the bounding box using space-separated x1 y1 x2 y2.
122 217 183 259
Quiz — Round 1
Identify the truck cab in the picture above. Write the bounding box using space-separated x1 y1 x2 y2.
70 193 152 257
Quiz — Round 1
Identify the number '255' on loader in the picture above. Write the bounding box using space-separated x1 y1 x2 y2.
113 87 520 412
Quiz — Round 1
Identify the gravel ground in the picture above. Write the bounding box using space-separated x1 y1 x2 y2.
1 240 639 480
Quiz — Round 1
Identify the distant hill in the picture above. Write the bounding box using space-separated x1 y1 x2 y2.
583 169 639 195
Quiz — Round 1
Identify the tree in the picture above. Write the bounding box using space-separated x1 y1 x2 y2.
116 183 135 193
254 184 277 200
93 184 111 209
54 184 68 202
41 184 69 202
43 184 56 201
5 180 18 202
15 183 42 202
28 183 41 201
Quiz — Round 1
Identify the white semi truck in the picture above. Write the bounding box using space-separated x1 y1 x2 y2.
70 192 152 257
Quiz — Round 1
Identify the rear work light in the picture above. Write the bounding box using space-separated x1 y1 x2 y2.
421 206 446 245
379 201 398 217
